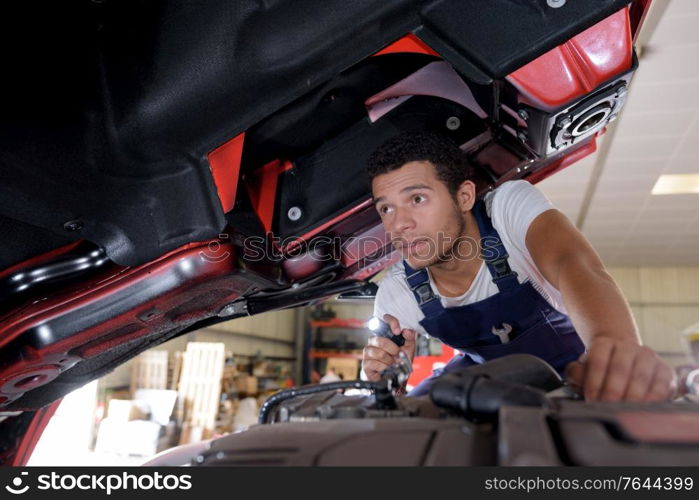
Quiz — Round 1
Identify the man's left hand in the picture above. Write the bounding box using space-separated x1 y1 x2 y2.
565 336 677 402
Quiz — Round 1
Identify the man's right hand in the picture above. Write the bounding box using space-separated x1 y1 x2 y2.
362 313 417 382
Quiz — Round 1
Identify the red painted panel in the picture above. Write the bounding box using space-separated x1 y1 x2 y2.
245 159 294 237
525 135 599 185
0 241 83 281
507 7 633 111
616 411 699 444
339 223 390 268
282 199 375 255
9 400 61 466
207 132 245 213
342 250 400 282
408 346 457 390
0 239 246 409
630 0 654 43
373 33 440 58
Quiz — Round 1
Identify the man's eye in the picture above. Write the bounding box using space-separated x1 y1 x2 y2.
379 206 393 215
412 194 426 204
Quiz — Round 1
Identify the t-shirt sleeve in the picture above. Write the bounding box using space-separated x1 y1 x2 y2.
487 180 555 255
373 275 428 336
372 280 390 320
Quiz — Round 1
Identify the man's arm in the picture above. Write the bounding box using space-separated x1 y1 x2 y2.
525 209 676 402
362 314 417 382
362 280 418 382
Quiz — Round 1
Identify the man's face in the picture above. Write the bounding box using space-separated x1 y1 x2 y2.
372 161 466 269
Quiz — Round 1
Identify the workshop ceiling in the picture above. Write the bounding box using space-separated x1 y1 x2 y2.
538 0 699 265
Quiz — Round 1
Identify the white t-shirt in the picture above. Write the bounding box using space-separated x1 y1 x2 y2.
373 180 565 337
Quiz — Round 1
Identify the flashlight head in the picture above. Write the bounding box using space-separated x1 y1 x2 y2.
367 316 391 336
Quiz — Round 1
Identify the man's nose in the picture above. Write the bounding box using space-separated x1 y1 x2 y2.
390 206 416 234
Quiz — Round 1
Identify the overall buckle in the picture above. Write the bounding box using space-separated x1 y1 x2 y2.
486 255 513 279
412 283 437 306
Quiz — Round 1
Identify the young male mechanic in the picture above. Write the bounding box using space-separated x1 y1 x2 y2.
361 131 676 401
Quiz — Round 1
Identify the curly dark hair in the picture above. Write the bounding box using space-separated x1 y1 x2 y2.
366 131 475 196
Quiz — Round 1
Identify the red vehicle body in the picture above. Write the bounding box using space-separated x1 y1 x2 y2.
0 0 660 465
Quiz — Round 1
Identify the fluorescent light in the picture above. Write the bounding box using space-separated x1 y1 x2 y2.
651 174 699 195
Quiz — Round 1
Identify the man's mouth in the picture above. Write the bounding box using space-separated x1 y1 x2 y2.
396 238 430 254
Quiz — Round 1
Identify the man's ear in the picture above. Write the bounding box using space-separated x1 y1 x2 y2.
455 180 477 212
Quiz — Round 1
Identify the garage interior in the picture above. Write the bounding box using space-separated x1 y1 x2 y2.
23 0 699 466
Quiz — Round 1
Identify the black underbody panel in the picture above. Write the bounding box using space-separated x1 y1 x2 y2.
0 0 628 268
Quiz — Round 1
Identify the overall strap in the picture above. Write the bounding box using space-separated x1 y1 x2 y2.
403 260 444 317
472 199 519 292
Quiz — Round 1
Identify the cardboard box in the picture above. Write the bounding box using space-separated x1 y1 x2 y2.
252 361 269 377
326 358 359 381
223 365 238 379
233 376 258 395
133 389 177 426
95 418 162 457
107 399 149 422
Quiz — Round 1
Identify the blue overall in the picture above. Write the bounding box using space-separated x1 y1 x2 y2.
405 200 585 396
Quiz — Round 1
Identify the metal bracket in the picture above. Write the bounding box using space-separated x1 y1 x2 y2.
218 300 249 318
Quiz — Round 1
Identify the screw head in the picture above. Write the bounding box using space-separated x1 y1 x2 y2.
547 0 566 8
63 220 83 232
517 130 528 142
287 206 302 221
446 116 461 131
518 109 529 121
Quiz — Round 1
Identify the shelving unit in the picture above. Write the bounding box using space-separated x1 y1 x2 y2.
303 317 372 383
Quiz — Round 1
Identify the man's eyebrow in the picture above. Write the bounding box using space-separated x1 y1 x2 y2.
373 184 433 204
401 184 433 194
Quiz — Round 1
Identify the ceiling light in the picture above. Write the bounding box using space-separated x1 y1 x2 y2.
651 174 699 195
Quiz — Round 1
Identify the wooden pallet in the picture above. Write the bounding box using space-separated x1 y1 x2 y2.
177 342 225 444
168 351 183 391
130 350 169 394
